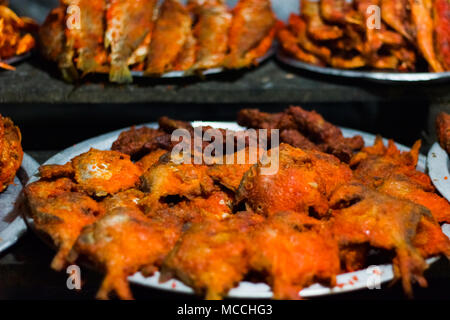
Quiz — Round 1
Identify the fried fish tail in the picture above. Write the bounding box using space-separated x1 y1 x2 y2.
51 244 72 271
109 61 133 84
96 270 133 300
393 246 428 298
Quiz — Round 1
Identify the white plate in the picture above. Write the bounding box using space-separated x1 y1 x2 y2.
25 122 447 298
277 51 450 84
0 153 39 253
427 143 450 201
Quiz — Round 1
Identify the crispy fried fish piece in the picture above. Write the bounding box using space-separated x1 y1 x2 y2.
71 206 182 299
207 146 264 192
111 126 167 158
288 14 331 62
143 190 233 226
224 0 276 68
413 216 450 258
101 188 144 212
434 0 450 71
330 183 431 297
136 149 167 173
249 212 340 299
62 0 107 76
277 27 325 66
237 144 353 217
71 148 142 197
320 0 363 25
146 0 192 74
140 155 217 210
105 0 157 83
409 0 444 72
237 107 365 162
0 115 23 192
190 0 232 69
286 106 365 162
351 137 450 223
38 6 66 63
161 211 263 300
381 0 414 42
301 0 343 41
436 112 450 154
25 178 103 271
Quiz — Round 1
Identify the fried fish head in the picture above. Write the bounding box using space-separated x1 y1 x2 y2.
161 211 264 300
71 148 142 197
248 211 340 299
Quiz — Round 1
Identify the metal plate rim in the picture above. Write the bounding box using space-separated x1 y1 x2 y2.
25 122 443 298
277 50 450 83
0 152 39 253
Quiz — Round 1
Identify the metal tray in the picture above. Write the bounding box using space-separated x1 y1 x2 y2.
428 142 450 201
277 51 450 84
24 123 446 298
1 52 32 68
0 153 39 253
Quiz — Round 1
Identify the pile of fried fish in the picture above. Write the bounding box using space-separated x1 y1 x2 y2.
38 0 277 84
0 2 36 70
278 0 450 72
26 107 450 300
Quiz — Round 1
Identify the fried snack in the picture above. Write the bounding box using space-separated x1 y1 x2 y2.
111 126 167 158
189 0 231 70
140 155 216 210
237 106 365 162
71 206 182 300
277 26 325 66
237 144 353 217
0 5 36 70
207 146 264 192
249 212 340 299
71 149 142 197
105 0 157 83
330 183 431 297
40 0 276 82
0 115 23 192
288 14 331 62
302 0 343 41
320 0 362 25
434 0 450 71
143 190 233 224
224 0 276 68
381 0 414 42
41 149 142 197
145 0 192 75
278 0 448 72
162 212 263 300
351 137 450 223
409 0 443 72
69 0 107 75
136 149 167 173
436 112 450 154
25 178 103 271
101 188 145 212
38 6 66 63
